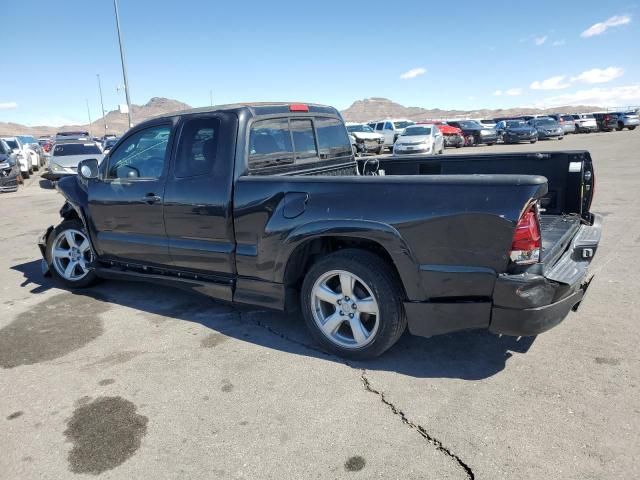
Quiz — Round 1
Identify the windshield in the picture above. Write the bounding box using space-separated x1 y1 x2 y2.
457 121 480 129
347 125 374 133
403 126 432 136
506 120 528 128
104 139 118 147
536 118 557 126
393 121 414 129
17 136 35 144
53 143 102 156
4 140 18 149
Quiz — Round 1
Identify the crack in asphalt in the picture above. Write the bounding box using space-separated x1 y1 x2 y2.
234 309 475 479
361 371 475 480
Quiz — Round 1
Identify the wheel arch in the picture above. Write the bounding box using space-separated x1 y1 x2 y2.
278 220 424 302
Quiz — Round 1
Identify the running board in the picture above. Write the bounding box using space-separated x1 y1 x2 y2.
93 265 233 302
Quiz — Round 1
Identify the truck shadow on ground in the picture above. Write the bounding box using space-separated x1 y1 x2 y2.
11 260 535 380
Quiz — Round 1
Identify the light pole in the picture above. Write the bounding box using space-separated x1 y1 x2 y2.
97 74 107 138
85 99 93 137
113 0 133 128
210 89 213 107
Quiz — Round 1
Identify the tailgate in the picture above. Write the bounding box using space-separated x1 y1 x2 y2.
544 214 602 286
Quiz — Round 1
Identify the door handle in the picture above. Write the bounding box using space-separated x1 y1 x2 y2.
142 194 162 204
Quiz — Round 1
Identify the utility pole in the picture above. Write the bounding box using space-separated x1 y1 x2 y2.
97 74 107 138
210 89 213 107
86 99 93 137
113 0 133 128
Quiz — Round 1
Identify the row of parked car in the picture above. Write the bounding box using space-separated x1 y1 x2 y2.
346 109 639 156
0 131 120 192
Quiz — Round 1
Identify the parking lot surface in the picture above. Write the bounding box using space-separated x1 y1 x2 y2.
1 131 639 479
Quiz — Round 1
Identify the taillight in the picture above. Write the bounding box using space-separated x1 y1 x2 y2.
510 205 541 265
43 143 51 152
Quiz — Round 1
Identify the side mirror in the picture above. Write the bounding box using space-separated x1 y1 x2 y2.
78 158 99 179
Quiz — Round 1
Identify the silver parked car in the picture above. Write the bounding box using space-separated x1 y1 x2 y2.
610 111 639 131
43 140 104 181
393 124 444 155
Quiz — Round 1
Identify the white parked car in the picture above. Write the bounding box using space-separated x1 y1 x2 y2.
372 118 415 149
393 124 444 155
16 135 44 170
1 137 33 178
345 123 385 155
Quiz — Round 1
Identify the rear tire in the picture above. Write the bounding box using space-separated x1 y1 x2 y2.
629 126 636 131
22 169 30 179
617 122 624 131
301 249 407 359
46 219 99 289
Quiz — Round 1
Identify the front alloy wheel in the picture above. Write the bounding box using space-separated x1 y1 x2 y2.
47 219 98 288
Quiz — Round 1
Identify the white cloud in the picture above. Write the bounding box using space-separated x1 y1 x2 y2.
0 102 18 110
552 39 566 46
536 84 640 108
530 75 571 90
493 90 502 96
505 88 523 96
572 66 624 84
534 35 548 46
581 15 631 38
400 67 426 80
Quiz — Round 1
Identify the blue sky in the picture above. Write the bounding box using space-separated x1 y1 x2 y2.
0 0 638 125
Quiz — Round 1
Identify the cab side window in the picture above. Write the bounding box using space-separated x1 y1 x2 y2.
375 123 383 131
107 125 171 179
175 118 220 178
248 118 294 169
384 122 393 130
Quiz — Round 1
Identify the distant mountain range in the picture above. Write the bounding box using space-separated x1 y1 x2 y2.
340 97 603 123
1 96 603 137
0 97 191 137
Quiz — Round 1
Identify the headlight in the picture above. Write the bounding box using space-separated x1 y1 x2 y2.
51 163 63 172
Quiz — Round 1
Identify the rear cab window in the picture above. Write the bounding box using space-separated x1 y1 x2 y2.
53 143 102 156
248 116 351 172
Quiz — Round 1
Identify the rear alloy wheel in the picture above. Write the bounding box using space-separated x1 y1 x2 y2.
301 249 406 359
46 219 98 288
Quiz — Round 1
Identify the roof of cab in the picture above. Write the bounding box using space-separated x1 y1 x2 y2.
148 102 341 122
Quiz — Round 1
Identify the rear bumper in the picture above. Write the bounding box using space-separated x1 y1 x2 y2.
405 214 602 338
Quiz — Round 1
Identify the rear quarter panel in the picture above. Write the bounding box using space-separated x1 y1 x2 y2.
233 175 547 301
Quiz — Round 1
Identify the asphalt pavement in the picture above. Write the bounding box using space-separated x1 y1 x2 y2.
1 130 638 479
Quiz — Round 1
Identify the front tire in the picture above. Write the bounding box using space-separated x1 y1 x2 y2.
629 126 636 130
301 249 407 359
46 219 99 288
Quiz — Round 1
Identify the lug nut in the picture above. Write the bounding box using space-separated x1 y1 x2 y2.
339 311 344 316
352 304 357 309
337 299 342 305
345 296 350 301
349 313 354 318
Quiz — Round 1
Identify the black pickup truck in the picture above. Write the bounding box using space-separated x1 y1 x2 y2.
38 102 601 359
